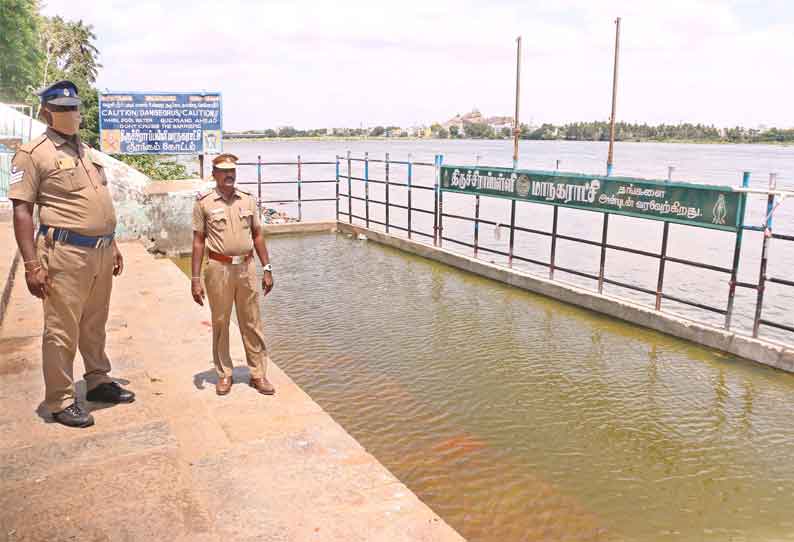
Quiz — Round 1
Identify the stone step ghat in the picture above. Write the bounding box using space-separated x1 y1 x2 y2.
0 238 463 542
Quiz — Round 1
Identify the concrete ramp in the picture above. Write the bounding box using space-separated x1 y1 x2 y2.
0 241 463 542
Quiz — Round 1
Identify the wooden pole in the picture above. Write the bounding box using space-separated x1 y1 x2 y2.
606 17 621 176
512 36 522 169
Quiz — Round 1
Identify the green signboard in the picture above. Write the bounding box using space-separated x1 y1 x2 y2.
440 165 744 231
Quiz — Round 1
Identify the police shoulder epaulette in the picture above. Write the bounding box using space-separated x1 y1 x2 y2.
236 188 252 197
196 189 213 201
17 134 48 154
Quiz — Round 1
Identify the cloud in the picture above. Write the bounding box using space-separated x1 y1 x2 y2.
42 0 794 129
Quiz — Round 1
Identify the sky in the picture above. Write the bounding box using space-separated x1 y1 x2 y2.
42 0 794 131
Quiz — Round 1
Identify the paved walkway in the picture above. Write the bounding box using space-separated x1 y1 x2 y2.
0 239 464 541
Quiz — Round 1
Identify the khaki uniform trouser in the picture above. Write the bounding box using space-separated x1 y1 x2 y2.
37 235 114 413
204 258 268 380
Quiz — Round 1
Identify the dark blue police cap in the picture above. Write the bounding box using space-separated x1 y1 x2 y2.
38 80 81 106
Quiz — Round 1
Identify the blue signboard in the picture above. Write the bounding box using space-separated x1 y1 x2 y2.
99 92 222 155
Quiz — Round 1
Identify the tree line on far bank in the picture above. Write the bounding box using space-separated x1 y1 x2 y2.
236 121 794 143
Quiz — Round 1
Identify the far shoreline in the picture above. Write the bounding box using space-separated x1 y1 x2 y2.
224 136 794 146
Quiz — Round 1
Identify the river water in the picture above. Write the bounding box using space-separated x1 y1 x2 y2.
176 231 794 541
223 139 793 345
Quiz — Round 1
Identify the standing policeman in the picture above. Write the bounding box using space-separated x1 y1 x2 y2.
9 80 135 428
191 153 276 396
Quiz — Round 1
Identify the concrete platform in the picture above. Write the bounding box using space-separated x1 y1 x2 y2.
0 238 464 542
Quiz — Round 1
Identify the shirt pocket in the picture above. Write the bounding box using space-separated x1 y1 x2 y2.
209 214 228 231
239 209 253 229
48 167 83 192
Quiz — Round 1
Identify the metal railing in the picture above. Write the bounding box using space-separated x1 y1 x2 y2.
336 151 440 241
0 152 12 201
332 153 793 346
234 155 338 221
736 175 794 337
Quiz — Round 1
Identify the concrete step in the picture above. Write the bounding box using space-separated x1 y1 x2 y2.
0 241 464 542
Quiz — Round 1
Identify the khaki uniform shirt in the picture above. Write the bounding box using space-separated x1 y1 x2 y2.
9 128 117 237
192 188 261 256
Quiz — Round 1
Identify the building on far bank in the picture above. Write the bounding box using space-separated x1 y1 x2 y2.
440 108 514 134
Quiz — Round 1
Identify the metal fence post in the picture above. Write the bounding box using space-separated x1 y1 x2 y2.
438 184 443 248
407 154 413 239
256 155 262 214
364 151 370 228
655 222 670 310
335 155 340 221
385 152 390 233
297 154 303 222
433 154 442 246
753 173 777 337
508 200 517 266
549 206 558 279
598 213 610 293
725 171 750 329
346 150 352 225
474 195 481 257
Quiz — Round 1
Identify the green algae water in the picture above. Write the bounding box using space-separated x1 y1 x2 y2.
175 233 794 541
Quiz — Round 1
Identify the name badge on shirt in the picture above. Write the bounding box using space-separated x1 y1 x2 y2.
57 157 76 169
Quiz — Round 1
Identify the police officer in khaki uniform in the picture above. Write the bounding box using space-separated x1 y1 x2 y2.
191 153 275 395
9 80 135 428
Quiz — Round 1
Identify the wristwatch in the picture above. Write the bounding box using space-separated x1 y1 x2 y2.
263 263 273 272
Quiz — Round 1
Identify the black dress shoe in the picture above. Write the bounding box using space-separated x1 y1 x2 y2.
86 382 136 404
52 403 95 428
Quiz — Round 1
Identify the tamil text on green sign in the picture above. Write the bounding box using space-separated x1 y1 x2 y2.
440 165 743 231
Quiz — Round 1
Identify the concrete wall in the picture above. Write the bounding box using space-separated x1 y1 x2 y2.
141 179 211 255
337 222 794 373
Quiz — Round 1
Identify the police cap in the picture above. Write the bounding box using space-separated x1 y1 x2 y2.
38 80 81 107
212 153 239 170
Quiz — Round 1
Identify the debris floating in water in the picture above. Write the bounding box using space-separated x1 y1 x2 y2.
260 208 297 224
357 233 368 241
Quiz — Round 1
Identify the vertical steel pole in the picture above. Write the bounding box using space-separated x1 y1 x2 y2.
549 206 558 279
407 154 413 239
385 152 390 233
438 185 444 247
364 151 370 228
606 17 621 177
474 195 481 257
508 200 517 267
346 150 352 224
725 172 750 329
335 155 340 221
199 154 205 180
752 173 777 337
297 154 303 222
433 154 442 246
598 213 610 293
655 222 670 310
256 155 262 214
512 36 522 170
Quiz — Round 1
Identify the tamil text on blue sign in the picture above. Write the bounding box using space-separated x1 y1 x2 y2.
440 165 744 231
99 92 222 155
